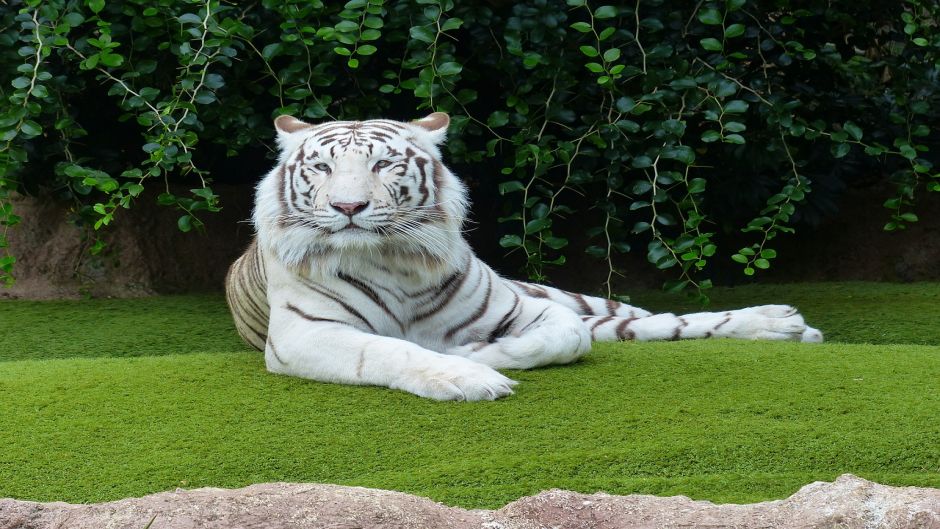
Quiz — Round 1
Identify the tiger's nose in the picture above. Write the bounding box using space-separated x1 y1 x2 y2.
330 201 369 216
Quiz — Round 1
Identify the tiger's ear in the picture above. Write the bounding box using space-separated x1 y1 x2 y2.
274 115 313 134
411 112 450 145
274 115 313 150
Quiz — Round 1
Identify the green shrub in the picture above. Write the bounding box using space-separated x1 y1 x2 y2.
1 0 937 295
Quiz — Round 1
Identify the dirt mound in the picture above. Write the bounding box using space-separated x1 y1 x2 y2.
1 474 938 529
2 187 253 299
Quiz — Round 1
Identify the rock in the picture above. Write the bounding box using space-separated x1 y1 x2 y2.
1 474 938 529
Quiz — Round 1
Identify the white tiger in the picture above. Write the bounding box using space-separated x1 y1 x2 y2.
226 112 823 401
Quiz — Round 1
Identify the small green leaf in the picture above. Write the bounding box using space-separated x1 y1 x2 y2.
723 100 748 113
570 22 592 33
698 8 723 25
487 111 509 127
843 121 863 141
409 26 435 43
724 23 745 38
543 236 568 250
580 45 599 57
594 5 618 19
831 143 850 158
357 45 378 56
441 18 463 31
701 130 721 142
177 13 202 25
700 38 723 51
499 181 524 194
525 218 551 234
87 0 105 14
20 120 42 137
437 62 463 76
615 97 635 113
177 215 193 232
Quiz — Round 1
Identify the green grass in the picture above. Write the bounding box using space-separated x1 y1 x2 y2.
1 282 938 508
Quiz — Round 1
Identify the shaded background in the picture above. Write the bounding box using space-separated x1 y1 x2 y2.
7 173 939 300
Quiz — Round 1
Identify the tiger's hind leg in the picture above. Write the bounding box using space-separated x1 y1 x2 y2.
582 305 824 343
508 281 823 343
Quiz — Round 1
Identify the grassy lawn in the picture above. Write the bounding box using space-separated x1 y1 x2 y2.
0 282 938 508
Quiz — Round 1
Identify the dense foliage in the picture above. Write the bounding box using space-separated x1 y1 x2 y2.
1 0 938 295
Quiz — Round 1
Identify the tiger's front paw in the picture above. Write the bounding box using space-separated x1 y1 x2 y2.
398 355 517 401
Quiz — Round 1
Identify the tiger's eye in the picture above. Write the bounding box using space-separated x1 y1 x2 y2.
314 163 331 172
373 160 393 171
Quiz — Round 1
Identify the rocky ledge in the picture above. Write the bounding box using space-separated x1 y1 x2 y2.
1 474 938 529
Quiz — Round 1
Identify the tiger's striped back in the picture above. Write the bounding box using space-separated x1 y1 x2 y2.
225 239 269 350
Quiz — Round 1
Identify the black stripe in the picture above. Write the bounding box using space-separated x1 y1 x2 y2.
714 313 732 330
338 272 405 332
299 282 377 333
590 316 615 331
230 288 267 344
266 336 287 365
616 318 635 340
284 302 357 327
444 271 493 340
605 298 619 316
671 316 689 340
512 280 549 299
518 307 550 334
414 156 430 205
356 273 406 304
487 292 520 343
411 262 474 322
567 291 593 314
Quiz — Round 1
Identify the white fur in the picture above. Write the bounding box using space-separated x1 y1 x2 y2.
242 115 824 401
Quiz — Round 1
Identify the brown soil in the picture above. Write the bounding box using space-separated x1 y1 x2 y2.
1 474 938 529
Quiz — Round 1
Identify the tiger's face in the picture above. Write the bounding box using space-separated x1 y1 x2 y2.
255 113 469 267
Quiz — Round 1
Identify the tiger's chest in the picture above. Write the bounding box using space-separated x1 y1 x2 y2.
289 256 492 352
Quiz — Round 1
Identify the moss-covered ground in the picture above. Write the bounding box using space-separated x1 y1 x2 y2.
1 282 938 508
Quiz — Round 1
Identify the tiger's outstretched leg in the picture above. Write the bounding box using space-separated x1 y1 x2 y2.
509 280 823 343
581 305 824 342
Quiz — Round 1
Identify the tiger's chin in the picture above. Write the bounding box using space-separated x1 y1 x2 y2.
322 228 386 250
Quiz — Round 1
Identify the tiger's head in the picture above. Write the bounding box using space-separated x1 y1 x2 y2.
254 113 469 271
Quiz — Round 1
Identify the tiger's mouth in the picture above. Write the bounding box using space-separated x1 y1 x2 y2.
331 221 381 235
